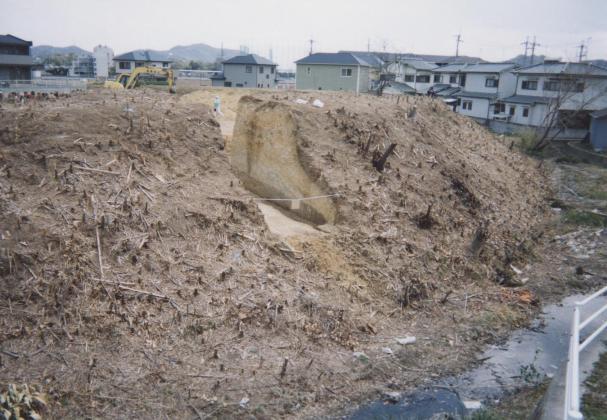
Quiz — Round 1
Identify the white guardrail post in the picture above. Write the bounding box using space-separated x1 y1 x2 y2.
564 285 607 420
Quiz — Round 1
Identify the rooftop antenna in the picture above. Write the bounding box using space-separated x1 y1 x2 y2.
308 37 315 56
454 33 463 57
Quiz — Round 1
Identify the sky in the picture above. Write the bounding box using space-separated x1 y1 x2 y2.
2 0 606 69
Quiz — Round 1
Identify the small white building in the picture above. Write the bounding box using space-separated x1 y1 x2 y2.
487 62 607 139
93 45 114 79
112 50 172 74
451 63 519 122
387 59 437 94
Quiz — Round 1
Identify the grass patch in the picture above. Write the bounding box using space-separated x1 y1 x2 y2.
469 382 549 420
562 210 607 227
583 185 607 201
583 346 607 420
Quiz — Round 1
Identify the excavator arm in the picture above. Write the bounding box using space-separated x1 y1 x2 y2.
104 67 176 93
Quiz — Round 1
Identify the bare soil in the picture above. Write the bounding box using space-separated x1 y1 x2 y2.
0 87 568 419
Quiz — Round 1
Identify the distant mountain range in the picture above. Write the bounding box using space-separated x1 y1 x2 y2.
32 45 91 60
31 43 240 63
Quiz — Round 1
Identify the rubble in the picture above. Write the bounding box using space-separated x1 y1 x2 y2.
0 88 549 419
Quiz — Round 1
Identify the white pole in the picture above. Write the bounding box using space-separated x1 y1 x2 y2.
569 305 583 420
356 65 360 95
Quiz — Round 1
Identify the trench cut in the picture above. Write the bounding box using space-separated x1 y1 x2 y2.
230 97 336 225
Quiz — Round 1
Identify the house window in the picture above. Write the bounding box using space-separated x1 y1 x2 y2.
306 67 311 75
416 75 430 83
259 66 264 73
135 62 144 68
119 61 131 70
521 80 538 90
162 62 169 68
449 75 457 84
245 65 252 73
493 103 506 114
271 67 275 74
485 78 499 88
224 81 232 87
522 107 529 117
544 79 560 91
433 74 441 83
459 74 466 86
341 68 353 77
462 100 473 110
509 106 515 116
404 75 414 82
266 74 269 79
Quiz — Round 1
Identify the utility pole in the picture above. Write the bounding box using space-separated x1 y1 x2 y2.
220 42 224 60
521 36 530 65
576 40 587 62
269 47 273 63
454 33 463 57
308 38 314 56
530 36 541 65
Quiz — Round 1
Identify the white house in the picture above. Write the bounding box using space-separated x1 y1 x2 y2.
451 63 519 122
497 62 607 136
211 54 277 88
93 45 114 79
387 59 437 94
112 50 173 74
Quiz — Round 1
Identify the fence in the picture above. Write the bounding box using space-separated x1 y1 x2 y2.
564 285 607 419
0 77 88 94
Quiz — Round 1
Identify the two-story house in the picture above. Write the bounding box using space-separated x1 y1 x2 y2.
211 54 277 88
449 63 518 122
112 50 172 74
498 62 607 138
295 53 370 94
387 59 436 94
0 34 33 80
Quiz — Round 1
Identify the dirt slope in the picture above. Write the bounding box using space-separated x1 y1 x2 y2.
1 88 548 419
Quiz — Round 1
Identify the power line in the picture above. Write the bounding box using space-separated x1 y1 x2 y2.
530 36 541 65
521 36 530 65
576 40 588 62
454 33 463 57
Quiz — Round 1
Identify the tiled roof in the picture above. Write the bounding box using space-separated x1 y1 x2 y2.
455 91 498 99
296 52 371 66
398 59 437 71
514 62 607 77
434 62 517 74
223 54 275 65
113 50 173 62
500 95 550 105
0 34 32 46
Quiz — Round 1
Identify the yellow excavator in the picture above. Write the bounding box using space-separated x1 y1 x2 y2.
104 66 176 93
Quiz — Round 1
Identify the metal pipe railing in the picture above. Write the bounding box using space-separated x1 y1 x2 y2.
564 285 607 419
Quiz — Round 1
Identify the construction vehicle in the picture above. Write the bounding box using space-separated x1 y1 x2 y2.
104 67 176 93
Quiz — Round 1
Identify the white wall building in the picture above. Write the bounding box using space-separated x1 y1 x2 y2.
387 59 437 94
499 62 607 130
93 45 114 79
451 63 519 121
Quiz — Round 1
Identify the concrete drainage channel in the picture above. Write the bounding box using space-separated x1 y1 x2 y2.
348 290 607 419
229 96 337 236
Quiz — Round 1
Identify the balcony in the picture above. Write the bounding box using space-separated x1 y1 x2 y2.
0 53 34 66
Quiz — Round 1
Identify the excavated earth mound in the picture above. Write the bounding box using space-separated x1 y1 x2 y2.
1 88 549 419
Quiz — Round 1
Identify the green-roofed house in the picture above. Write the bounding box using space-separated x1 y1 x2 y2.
295 53 371 94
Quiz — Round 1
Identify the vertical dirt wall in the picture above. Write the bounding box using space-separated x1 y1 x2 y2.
230 96 336 225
